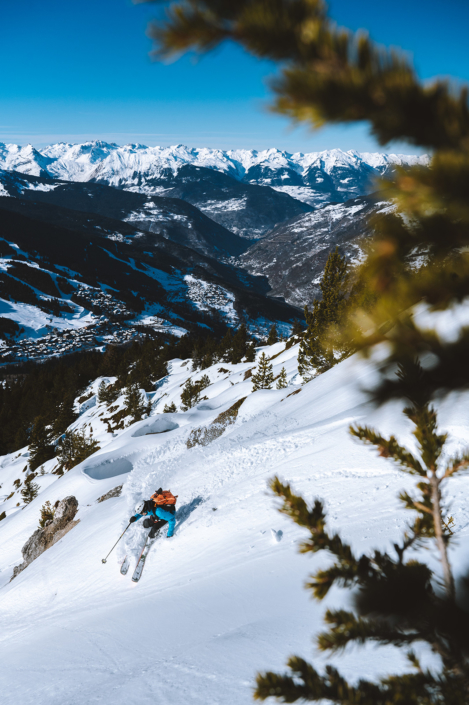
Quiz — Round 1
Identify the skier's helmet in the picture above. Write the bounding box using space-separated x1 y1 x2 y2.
134 501 145 514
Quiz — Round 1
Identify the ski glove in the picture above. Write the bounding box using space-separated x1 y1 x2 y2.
129 516 137 523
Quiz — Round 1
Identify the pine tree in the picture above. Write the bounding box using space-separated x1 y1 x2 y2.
298 248 350 381
191 345 203 371
28 416 55 472
56 428 101 473
180 375 210 411
267 324 278 345
231 324 249 364
291 319 304 336
52 395 77 436
98 380 120 405
39 500 55 528
251 353 274 391
217 328 234 363
21 473 39 504
163 401 177 413
245 341 256 362
199 374 210 391
180 379 200 411
255 362 469 702
276 367 288 389
97 380 109 403
124 383 150 423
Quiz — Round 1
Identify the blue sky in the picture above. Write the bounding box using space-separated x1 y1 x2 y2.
1 0 468 153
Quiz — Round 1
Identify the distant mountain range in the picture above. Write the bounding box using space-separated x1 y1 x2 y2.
0 141 429 359
0 140 428 212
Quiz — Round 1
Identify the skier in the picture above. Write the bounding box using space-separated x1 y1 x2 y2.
129 488 177 539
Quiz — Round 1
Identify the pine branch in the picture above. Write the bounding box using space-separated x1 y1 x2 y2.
444 451 469 478
317 609 421 652
350 424 425 475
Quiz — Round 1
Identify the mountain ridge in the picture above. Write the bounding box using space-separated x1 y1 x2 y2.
0 142 429 209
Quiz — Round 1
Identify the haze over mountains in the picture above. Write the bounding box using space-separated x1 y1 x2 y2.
0 142 428 361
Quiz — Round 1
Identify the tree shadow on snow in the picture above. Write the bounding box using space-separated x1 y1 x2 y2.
175 496 204 534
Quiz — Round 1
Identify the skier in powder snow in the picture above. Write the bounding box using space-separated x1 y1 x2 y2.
129 488 177 539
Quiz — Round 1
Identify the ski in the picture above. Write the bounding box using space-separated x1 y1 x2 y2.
131 535 154 583
120 555 130 575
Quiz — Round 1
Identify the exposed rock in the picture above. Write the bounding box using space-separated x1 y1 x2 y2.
97 485 123 503
11 496 79 581
187 397 246 448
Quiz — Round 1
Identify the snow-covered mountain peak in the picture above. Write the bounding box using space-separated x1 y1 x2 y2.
0 141 429 179
0 141 430 207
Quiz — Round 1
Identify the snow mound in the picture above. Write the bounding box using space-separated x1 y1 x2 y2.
82 456 133 481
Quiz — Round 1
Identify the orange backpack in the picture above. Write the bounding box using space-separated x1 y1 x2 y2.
151 490 177 507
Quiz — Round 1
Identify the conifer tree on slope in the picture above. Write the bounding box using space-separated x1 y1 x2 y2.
276 367 288 389
39 500 55 528
267 324 278 346
145 1 469 701
291 319 304 336
297 247 350 381
231 323 250 364
98 380 120 406
21 473 39 505
28 416 55 472
56 427 101 473
251 352 274 391
124 383 150 423
180 375 210 411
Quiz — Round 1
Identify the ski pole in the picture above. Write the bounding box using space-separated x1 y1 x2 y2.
102 522 131 564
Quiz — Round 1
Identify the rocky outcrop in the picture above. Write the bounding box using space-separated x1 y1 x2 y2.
11 496 79 581
97 485 122 503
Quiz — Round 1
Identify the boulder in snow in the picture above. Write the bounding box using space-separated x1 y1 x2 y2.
11 496 79 581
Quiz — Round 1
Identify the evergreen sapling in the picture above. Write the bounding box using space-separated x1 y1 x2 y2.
21 474 39 505
180 375 211 411
276 367 288 389
267 324 278 346
98 380 120 405
252 353 274 391
39 500 55 528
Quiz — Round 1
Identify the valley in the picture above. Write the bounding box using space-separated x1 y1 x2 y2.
0 143 427 362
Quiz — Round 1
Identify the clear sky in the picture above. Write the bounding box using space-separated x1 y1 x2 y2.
1 0 468 153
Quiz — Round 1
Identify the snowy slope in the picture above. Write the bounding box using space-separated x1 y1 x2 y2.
0 142 429 207
1 331 469 704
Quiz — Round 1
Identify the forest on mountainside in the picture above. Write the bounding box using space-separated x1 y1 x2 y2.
0 322 275 458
